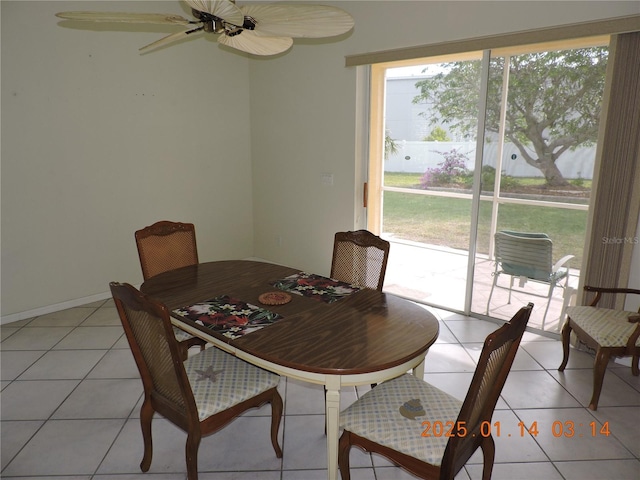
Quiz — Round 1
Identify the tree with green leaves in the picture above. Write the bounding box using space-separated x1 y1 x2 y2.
412 47 608 186
424 126 451 142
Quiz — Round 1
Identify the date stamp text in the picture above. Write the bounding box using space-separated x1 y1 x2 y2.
420 420 611 438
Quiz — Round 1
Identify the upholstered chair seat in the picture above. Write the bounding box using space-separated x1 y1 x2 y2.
340 373 462 465
185 345 281 420
559 286 640 410
565 306 640 347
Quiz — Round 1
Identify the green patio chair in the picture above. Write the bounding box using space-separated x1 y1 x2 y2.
486 230 574 329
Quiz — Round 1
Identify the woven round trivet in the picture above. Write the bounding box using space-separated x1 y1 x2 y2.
258 291 292 305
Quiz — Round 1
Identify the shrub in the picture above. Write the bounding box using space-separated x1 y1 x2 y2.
420 149 470 188
421 152 522 191
480 165 519 191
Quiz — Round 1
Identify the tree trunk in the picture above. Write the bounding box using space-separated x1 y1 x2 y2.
509 135 571 187
538 157 570 187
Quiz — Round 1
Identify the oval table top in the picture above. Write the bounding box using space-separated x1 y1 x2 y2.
140 260 439 376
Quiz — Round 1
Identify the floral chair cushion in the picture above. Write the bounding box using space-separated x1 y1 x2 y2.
567 306 640 347
339 373 462 465
184 347 280 421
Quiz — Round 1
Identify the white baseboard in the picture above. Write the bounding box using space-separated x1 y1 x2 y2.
1 291 113 325
1 257 270 326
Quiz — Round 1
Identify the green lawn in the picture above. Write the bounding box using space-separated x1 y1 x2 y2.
382 173 587 267
383 172 592 191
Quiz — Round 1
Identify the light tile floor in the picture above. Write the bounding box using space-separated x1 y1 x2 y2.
1 300 639 479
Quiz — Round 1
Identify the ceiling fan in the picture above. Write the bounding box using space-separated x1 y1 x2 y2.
55 0 355 56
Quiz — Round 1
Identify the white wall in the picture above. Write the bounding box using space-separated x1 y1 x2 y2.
1 1 254 317
3 1 639 319
249 40 358 275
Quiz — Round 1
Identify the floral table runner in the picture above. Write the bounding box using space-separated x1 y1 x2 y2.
173 296 283 340
271 272 362 303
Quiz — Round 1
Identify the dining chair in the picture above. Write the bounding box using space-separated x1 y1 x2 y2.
330 229 390 291
110 282 283 480
135 220 206 358
486 230 574 329
559 285 640 410
331 229 390 392
338 303 533 480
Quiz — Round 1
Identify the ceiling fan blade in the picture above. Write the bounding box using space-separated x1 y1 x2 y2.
241 5 354 38
55 11 192 25
184 0 243 25
139 27 204 53
218 30 293 56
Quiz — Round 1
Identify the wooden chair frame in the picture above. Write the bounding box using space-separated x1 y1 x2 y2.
330 229 390 393
559 286 640 410
330 230 390 291
338 303 533 480
110 282 283 480
135 220 206 357
135 220 199 280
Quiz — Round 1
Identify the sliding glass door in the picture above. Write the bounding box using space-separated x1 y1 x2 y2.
369 38 607 330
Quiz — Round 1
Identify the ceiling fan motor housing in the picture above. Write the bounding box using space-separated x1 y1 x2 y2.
192 9 221 33
192 8 254 36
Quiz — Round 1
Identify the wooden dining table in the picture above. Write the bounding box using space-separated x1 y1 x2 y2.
140 259 439 480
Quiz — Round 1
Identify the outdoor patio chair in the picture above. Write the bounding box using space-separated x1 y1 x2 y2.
338 303 533 480
486 230 574 329
135 220 206 359
559 286 640 410
331 229 390 291
110 282 283 480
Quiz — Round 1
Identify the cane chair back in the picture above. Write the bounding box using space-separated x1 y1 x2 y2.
135 221 199 280
110 282 283 480
339 303 533 480
330 230 390 291
135 221 205 356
